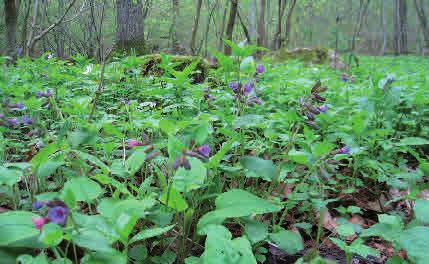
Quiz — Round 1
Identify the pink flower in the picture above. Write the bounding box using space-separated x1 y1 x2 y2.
127 139 144 148
32 217 48 230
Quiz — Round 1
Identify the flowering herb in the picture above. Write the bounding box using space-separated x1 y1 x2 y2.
32 217 48 230
47 206 69 226
256 64 265 74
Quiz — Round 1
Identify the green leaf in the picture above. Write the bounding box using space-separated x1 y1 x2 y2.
240 156 277 181
128 244 148 261
160 187 188 212
40 223 63 247
197 189 281 234
97 198 156 220
414 199 429 224
0 166 21 186
361 214 403 242
81 250 127 264
288 149 310 165
168 134 185 160
269 229 303 255
201 225 256 264
129 224 175 244
62 177 102 203
399 226 429 263
0 211 39 247
244 219 268 244
126 147 147 176
74 150 110 174
396 137 429 146
312 141 335 158
349 239 379 258
193 122 209 145
173 157 207 192
36 159 64 178
72 229 115 253
30 143 59 169
115 213 138 242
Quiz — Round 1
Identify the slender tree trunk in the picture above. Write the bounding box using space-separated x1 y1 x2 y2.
56 0 65 58
284 0 297 47
116 0 146 54
204 0 218 57
171 0 181 52
190 0 203 54
237 10 251 44
217 2 229 51
350 0 370 53
394 0 408 55
273 0 286 49
257 0 266 51
224 0 239 55
413 0 429 51
249 0 257 43
380 0 387 55
4 0 19 57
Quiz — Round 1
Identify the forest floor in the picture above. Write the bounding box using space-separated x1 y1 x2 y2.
0 54 428 264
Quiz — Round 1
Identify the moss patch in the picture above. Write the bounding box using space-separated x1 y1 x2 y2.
140 54 210 84
269 47 329 64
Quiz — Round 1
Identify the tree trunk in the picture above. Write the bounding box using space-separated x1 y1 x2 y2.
273 0 286 49
350 0 370 54
413 0 429 51
237 10 251 44
394 0 408 55
284 0 297 47
257 0 266 51
56 0 65 58
249 0 257 43
380 0 387 55
190 0 203 55
116 0 146 54
217 3 228 51
4 0 19 56
171 0 181 52
224 0 238 55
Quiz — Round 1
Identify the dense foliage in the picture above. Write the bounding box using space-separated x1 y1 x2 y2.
1 46 429 264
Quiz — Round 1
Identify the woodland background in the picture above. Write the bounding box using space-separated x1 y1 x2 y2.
1 0 429 59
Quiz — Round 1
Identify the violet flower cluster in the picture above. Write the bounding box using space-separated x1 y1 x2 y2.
32 200 69 230
127 133 162 162
299 80 329 130
174 144 212 171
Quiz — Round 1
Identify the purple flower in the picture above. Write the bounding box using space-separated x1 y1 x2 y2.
229 81 240 92
317 105 329 113
256 64 265 74
33 201 46 210
173 155 192 170
248 96 263 105
340 146 351 154
6 118 20 126
47 206 69 225
0 113 4 119
36 91 45 98
299 97 305 105
197 144 211 158
341 73 349 82
12 102 25 110
22 115 32 125
127 139 144 148
242 81 253 96
45 89 53 97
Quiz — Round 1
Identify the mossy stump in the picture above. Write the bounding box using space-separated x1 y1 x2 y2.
140 54 210 84
269 47 329 64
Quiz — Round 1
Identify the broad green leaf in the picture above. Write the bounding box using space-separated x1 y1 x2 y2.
312 141 335 158
0 166 21 186
288 149 310 165
97 198 156 220
0 211 39 247
201 225 256 264
197 189 281 234
240 156 277 181
72 229 115 253
40 223 63 247
126 147 147 176
269 229 303 255
36 159 64 178
173 157 207 192
396 137 429 146
414 199 429 224
30 143 59 169
399 226 429 263
129 224 175 244
62 177 102 202
128 244 148 261
193 122 209 145
74 150 110 174
160 187 188 212
81 250 127 264
244 219 268 244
